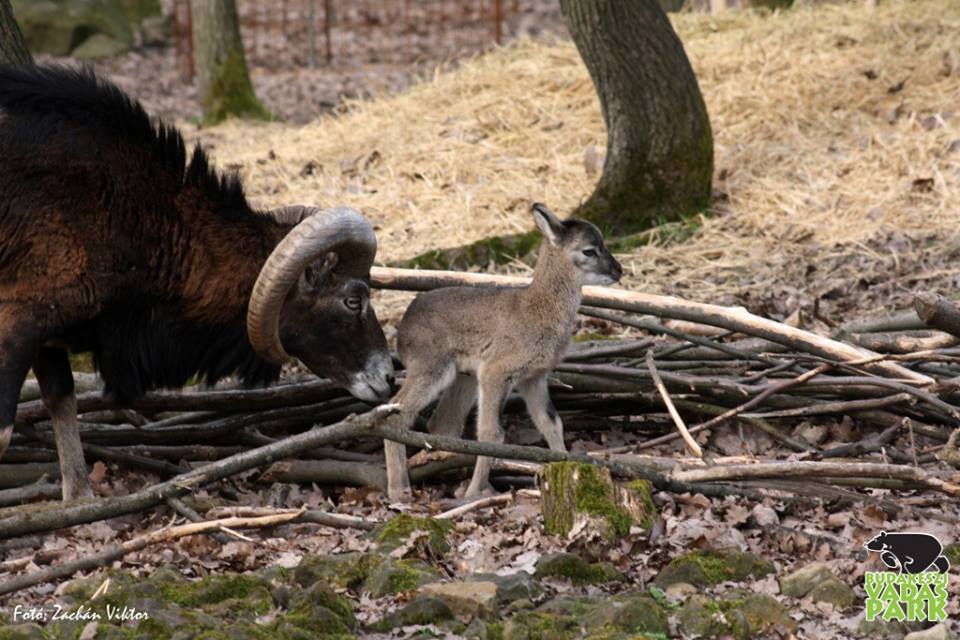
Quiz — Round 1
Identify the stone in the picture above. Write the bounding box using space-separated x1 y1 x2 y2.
372 596 454 631
534 552 624 585
138 14 169 45
678 591 795 639
0 625 45 640
665 582 698 599
421 581 499 618
905 625 953 640
293 552 379 590
369 513 452 556
502 611 579 640
471 572 546 606
808 576 857 609
582 594 669 636
779 562 835 598
364 559 440 597
288 583 355 629
654 548 774 588
72 33 129 59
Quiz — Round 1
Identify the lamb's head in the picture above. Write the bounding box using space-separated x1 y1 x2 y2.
532 202 623 286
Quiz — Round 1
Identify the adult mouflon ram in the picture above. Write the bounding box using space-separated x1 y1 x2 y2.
0 65 394 501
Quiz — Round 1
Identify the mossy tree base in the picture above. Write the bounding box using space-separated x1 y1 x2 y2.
538 462 655 542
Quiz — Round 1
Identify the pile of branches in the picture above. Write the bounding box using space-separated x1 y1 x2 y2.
2 269 960 592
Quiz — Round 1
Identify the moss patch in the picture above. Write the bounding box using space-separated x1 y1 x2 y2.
534 553 624 586
654 549 774 588
677 591 794 640
364 559 440 597
369 514 452 557
203 48 272 125
399 230 542 270
502 611 579 640
540 462 634 541
293 552 380 590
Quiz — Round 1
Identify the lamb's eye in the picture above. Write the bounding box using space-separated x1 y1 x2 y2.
344 296 363 312
582 248 598 258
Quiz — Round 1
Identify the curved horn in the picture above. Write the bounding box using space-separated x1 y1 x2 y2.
247 206 377 364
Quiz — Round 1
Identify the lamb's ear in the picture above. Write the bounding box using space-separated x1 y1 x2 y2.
532 202 565 246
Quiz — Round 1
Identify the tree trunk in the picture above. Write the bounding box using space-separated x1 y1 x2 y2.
191 0 269 125
559 0 713 234
0 0 31 65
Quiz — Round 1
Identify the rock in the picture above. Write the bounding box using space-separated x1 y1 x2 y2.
857 614 911 639
779 562 835 598
115 0 159 22
365 559 440 597
534 552 624 585
538 462 654 542
288 583 355 629
463 617 489 640
471 572 546 606
421 581 499 618
654 548 774 588
502 611 579 640
678 591 795 639
0 624 45 640
71 33 128 59
536 595 601 617
582 594 669 636
369 513 452 556
372 596 454 631
665 582 698 599
905 624 953 640
808 576 857 609
293 552 379 590
11 0 134 56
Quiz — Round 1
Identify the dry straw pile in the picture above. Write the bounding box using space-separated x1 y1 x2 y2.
199 0 960 326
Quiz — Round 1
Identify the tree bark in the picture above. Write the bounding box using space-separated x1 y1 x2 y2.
0 0 31 65
559 0 713 233
191 0 268 124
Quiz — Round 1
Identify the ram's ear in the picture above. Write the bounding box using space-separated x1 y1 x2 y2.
531 202 566 246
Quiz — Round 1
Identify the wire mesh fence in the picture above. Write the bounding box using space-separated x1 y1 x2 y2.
172 0 562 80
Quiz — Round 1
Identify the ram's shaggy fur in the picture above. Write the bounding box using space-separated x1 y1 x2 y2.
0 65 285 401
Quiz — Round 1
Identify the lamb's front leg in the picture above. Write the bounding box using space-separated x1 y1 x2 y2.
465 373 510 498
517 374 566 452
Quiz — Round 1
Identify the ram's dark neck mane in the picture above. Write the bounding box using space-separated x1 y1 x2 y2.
0 64 283 399
0 63 251 221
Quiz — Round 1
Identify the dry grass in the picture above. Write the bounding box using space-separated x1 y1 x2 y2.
192 0 960 326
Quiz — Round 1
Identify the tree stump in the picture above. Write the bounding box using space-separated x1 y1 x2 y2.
538 462 655 542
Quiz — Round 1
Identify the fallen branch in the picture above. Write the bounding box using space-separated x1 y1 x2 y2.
0 476 61 507
370 267 931 383
915 293 960 339
0 511 303 596
671 461 960 496
206 506 374 531
433 494 513 520
259 459 387 488
0 405 398 540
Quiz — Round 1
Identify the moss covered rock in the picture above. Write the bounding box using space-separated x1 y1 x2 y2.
369 514 452 557
779 562 834 598
371 596 455 631
944 542 960 567
678 591 795 639
12 0 134 56
289 583 355 628
654 548 774 588
293 552 380 590
807 576 856 609
472 572 546 606
0 625 45 640
582 594 669 637
502 611 580 640
400 230 542 271
421 581 500 618
534 553 624 586
365 559 440 597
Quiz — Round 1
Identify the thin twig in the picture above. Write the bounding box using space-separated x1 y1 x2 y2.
645 351 702 458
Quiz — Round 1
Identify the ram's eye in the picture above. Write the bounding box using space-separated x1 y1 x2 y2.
344 296 363 312
582 248 598 258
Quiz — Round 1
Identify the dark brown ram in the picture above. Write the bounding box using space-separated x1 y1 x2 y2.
0 65 394 500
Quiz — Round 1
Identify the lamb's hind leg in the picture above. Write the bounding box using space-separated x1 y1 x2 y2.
384 364 454 501
426 373 477 437
517 374 566 452
464 370 511 498
34 347 93 500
